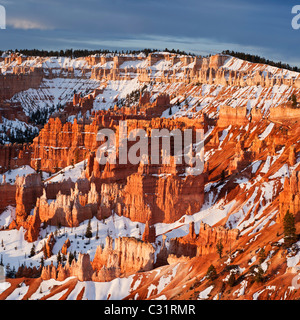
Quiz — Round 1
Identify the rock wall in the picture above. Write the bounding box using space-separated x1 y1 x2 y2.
0 68 43 101
169 222 240 258
279 171 300 222
92 236 155 281
0 182 16 213
35 183 99 227
15 173 43 225
0 144 32 174
41 253 94 281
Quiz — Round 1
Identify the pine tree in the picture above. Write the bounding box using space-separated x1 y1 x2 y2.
57 251 62 266
206 264 218 281
40 256 44 268
221 170 226 181
42 242 48 259
216 239 224 259
291 94 298 108
253 266 264 283
258 248 266 264
96 223 99 240
85 219 92 239
228 273 236 287
283 210 297 246
29 244 36 257
68 252 75 265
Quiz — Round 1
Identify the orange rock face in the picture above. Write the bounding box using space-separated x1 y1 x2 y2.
15 173 43 225
92 236 155 281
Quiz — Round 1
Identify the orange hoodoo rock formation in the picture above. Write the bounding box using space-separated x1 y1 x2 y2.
35 183 99 227
169 221 240 258
41 253 94 281
0 68 43 101
92 236 155 281
0 144 32 174
40 236 155 282
279 170 300 222
15 173 43 225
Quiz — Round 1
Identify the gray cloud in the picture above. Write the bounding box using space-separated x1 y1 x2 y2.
0 0 299 65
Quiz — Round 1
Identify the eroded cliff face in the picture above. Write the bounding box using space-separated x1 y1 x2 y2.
3 51 300 300
35 183 99 228
92 237 155 281
169 222 240 258
0 144 32 174
15 173 43 225
40 237 155 282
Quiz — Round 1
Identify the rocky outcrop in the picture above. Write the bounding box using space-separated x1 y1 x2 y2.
0 68 43 101
92 236 155 281
35 183 99 227
42 233 56 259
279 171 300 222
269 105 300 122
15 173 43 225
169 222 240 258
122 169 205 224
61 238 71 255
218 105 249 128
0 181 16 213
41 253 94 281
0 144 32 174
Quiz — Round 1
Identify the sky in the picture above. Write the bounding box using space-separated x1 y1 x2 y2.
0 0 300 66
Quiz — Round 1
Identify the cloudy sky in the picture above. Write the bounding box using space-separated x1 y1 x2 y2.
0 0 300 65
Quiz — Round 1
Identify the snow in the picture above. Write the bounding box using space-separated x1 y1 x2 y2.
156 263 180 295
260 156 272 174
45 160 86 184
0 206 16 228
0 165 36 184
198 285 214 300
251 160 262 174
0 215 145 271
0 281 10 294
10 78 100 116
287 242 300 267
5 281 29 300
269 164 290 180
30 277 75 300
82 276 134 300
258 123 275 140
30 274 136 300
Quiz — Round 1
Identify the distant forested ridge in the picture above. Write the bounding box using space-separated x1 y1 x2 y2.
222 50 300 73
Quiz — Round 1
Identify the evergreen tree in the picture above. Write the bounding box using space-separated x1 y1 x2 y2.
206 264 218 281
68 252 75 265
85 219 93 239
253 266 264 283
216 239 224 259
258 248 266 264
221 170 226 181
291 94 298 108
29 244 36 257
57 251 62 266
227 273 236 287
283 210 297 246
40 256 44 268
96 223 99 240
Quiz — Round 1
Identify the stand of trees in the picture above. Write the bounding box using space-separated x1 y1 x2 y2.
2 48 195 58
222 50 300 73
